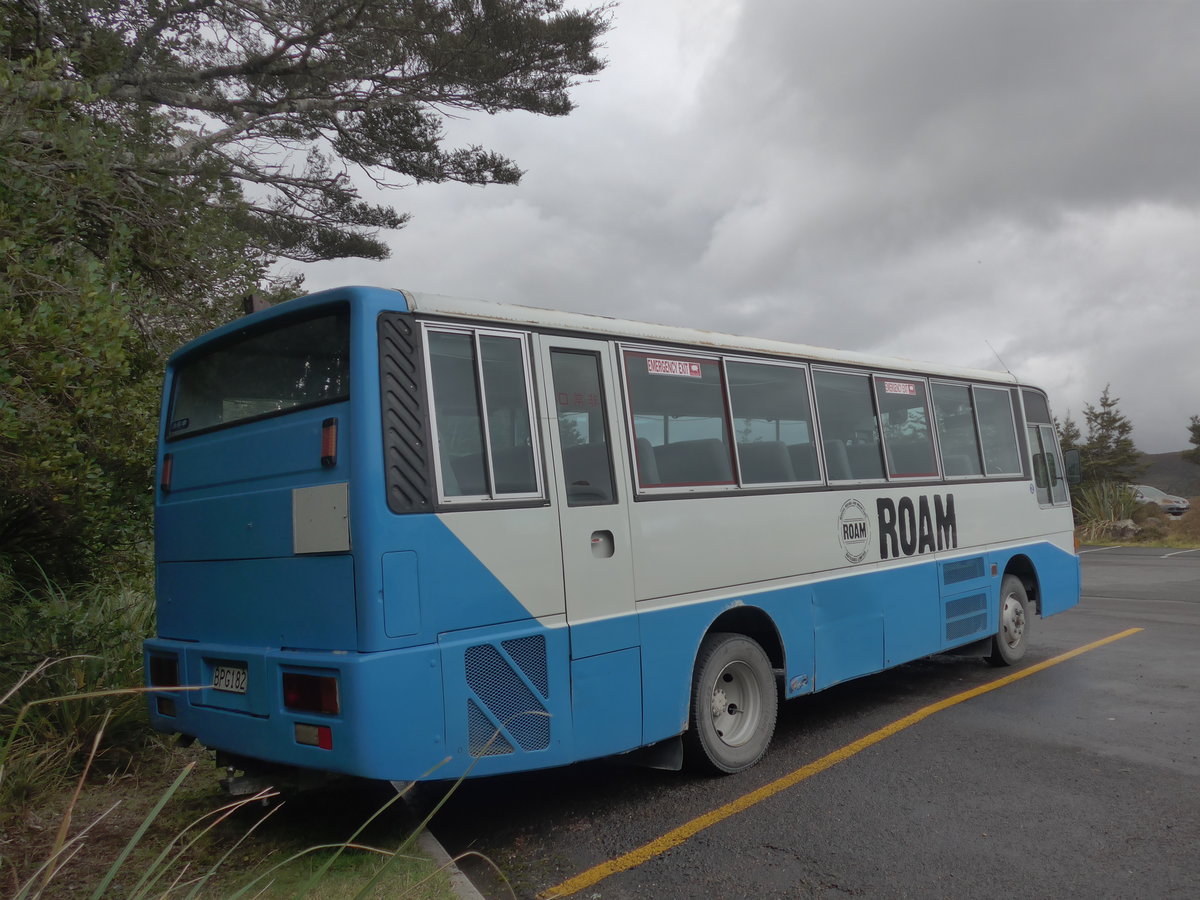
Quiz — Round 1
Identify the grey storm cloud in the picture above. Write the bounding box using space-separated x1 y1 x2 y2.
298 0 1200 453
694 1 1200 274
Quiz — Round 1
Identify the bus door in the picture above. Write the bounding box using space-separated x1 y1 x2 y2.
537 336 643 754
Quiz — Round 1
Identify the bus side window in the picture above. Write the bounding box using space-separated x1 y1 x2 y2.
1034 423 1069 505
622 350 734 489
479 335 538 494
428 331 487 497
812 369 885 481
428 328 542 501
973 386 1022 477
727 360 819 485
873 375 938 479
1022 391 1069 504
551 351 616 506
1029 426 1051 504
932 382 984 477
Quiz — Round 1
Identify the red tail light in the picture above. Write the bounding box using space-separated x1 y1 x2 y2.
283 672 340 715
321 418 338 468
160 453 174 493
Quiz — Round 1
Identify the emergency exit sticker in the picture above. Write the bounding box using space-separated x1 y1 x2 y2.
646 358 703 377
883 380 917 395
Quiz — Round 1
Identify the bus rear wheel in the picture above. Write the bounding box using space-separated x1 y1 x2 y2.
684 632 778 774
988 574 1033 667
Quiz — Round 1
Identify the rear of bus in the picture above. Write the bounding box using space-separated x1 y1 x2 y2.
144 288 439 781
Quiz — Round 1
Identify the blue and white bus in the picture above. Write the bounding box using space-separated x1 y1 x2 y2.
144 286 1080 781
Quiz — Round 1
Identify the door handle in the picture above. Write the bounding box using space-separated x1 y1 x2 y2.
590 530 615 559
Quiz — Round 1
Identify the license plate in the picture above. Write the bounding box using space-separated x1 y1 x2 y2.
211 663 248 694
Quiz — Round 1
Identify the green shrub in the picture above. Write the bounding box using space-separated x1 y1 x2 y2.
1072 481 1140 541
1136 521 1167 542
1130 501 1166 525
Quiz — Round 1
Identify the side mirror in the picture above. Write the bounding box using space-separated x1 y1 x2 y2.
1063 449 1082 485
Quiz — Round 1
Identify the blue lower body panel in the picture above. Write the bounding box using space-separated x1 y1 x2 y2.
636 542 1080 749
146 542 1079 781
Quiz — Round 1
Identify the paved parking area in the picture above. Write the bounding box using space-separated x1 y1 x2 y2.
431 549 1200 899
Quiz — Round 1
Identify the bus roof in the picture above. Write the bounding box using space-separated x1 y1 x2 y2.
400 288 1020 386
173 285 1022 387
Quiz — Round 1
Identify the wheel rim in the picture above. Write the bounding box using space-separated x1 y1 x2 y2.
999 591 1026 650
708 660 762 748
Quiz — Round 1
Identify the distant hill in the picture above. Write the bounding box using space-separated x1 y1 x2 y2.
1138 450 1200 498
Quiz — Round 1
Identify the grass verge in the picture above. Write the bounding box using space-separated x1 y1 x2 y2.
0 564 462 900
2 741 459 899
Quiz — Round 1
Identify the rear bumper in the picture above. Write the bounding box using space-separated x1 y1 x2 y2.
144 639 448 781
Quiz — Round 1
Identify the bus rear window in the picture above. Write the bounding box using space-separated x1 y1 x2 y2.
167 309 350 438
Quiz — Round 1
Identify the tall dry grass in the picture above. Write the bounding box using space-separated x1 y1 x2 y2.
2 680 468 899
0 573 155 815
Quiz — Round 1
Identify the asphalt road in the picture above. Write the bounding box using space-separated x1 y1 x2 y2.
430 548 1200 899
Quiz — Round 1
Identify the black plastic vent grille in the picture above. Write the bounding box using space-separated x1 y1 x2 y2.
379 313 433 513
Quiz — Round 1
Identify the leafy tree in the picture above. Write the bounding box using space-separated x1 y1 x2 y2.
6 0 611 261
2 1 608 586
1055 412 1082 451
0 45 277 584
1081 385 1143 485
1184 415 1200 465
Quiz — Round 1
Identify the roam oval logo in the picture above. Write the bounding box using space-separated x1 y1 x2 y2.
838 499 871 564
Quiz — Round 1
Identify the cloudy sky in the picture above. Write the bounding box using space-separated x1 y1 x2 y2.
295 0 1200 454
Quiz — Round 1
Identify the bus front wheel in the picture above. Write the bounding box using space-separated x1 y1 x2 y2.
684 632 778 774
988 574 1032 667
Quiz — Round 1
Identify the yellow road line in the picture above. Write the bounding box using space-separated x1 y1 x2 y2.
539 627 1142 899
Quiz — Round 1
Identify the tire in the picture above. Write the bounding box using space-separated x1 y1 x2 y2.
683 632 778 774
988 574 1033 666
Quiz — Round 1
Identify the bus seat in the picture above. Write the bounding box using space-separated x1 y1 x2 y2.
655 438 733 485
823 440 852 481
942 453 978 476
888 439 936 477
561 442 613 503
736 441 796 484
635 436 661 486
787 442 820 481
845 442 884 480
